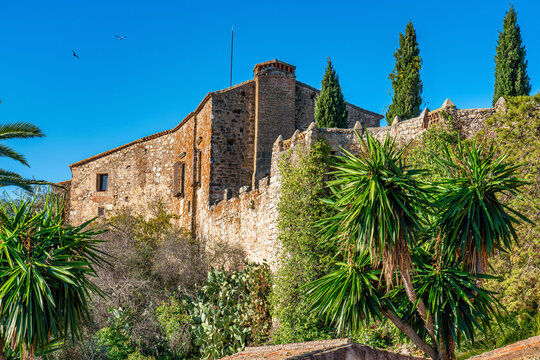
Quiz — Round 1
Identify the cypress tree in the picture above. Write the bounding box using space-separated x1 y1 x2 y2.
314 59 348 128
386 21 423 122
493 5 531 105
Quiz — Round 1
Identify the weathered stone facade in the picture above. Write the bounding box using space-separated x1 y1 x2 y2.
63 59 504 267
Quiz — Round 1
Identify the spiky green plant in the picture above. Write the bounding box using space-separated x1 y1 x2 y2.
381 259 503 359
0 122 47 192
305 132 529 360
303 252 382 335
313 131 438 356
434 140 531 276
0 194 106 359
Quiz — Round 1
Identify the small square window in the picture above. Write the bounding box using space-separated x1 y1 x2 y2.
97 174 108 191
97 207 105 216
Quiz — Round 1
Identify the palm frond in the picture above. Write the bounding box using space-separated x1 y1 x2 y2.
303 253 383 335
0 194 107 356
0 122 44 140
0 143 29 166
0 171 51 193
434 140 531 271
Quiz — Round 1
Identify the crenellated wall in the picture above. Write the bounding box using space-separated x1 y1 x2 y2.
202 98 505 265
63 58 505 269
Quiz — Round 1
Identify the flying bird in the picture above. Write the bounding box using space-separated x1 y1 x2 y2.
72 50 80 60
115 35 127 40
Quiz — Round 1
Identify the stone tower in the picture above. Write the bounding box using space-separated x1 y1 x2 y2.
252 60 297 188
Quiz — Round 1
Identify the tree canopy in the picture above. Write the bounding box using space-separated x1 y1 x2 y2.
493 6 531 105
386 21 423 122
314 59 348 128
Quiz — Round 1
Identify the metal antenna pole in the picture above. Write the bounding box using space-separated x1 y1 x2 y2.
230 26 234 87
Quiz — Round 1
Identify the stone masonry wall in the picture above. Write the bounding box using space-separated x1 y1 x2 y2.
209 81 256 204
68 95 215 233
68 130 177 226
200 175 281 266
253 68 297 186
205 100 501 265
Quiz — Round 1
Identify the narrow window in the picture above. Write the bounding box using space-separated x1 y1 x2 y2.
97 207 105 216
192 150 202 186
196 150 202 185
173 161 185 197
97 174 108 191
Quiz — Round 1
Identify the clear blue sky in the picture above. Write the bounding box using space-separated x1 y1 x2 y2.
1 0 538 185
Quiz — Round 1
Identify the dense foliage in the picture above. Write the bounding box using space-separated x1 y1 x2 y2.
44 203 271 360
493 6 531 105
271 140 336 343
314 59 348 128
304 129 530 360
403 95 540 358
481 94 540 313
0 195 105 360
386 21 423 123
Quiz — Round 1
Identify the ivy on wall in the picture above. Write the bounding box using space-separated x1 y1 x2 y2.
271 140 336 343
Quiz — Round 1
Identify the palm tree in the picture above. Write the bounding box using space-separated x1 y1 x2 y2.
306 132 528 360
0 195 106 359
0 122 46 192
434 140 531 280
318 132 435 331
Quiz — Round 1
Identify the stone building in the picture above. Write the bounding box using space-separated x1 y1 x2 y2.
63 60 382 264
62 59 506 266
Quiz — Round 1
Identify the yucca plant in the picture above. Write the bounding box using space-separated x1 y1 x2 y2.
387 260 502 359
303 251 382 335
316 131 436 336
305 132 529 360
434 140 531 277
0 194 106 359
0 122 47 192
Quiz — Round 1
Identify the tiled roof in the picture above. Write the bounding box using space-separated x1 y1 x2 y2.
469 335 540 360
220 338 427 359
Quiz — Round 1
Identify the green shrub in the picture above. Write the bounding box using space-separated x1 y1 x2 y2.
153 262 271 360
271 140 336 343
191 262 271 359
155 297 193 358
480 94 540 314
93 308 140 360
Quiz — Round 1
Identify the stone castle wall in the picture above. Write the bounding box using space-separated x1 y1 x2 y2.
209 81 256 204
64 57 507 269
208 99 504 265
253 68 297 186
68 130 177 226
